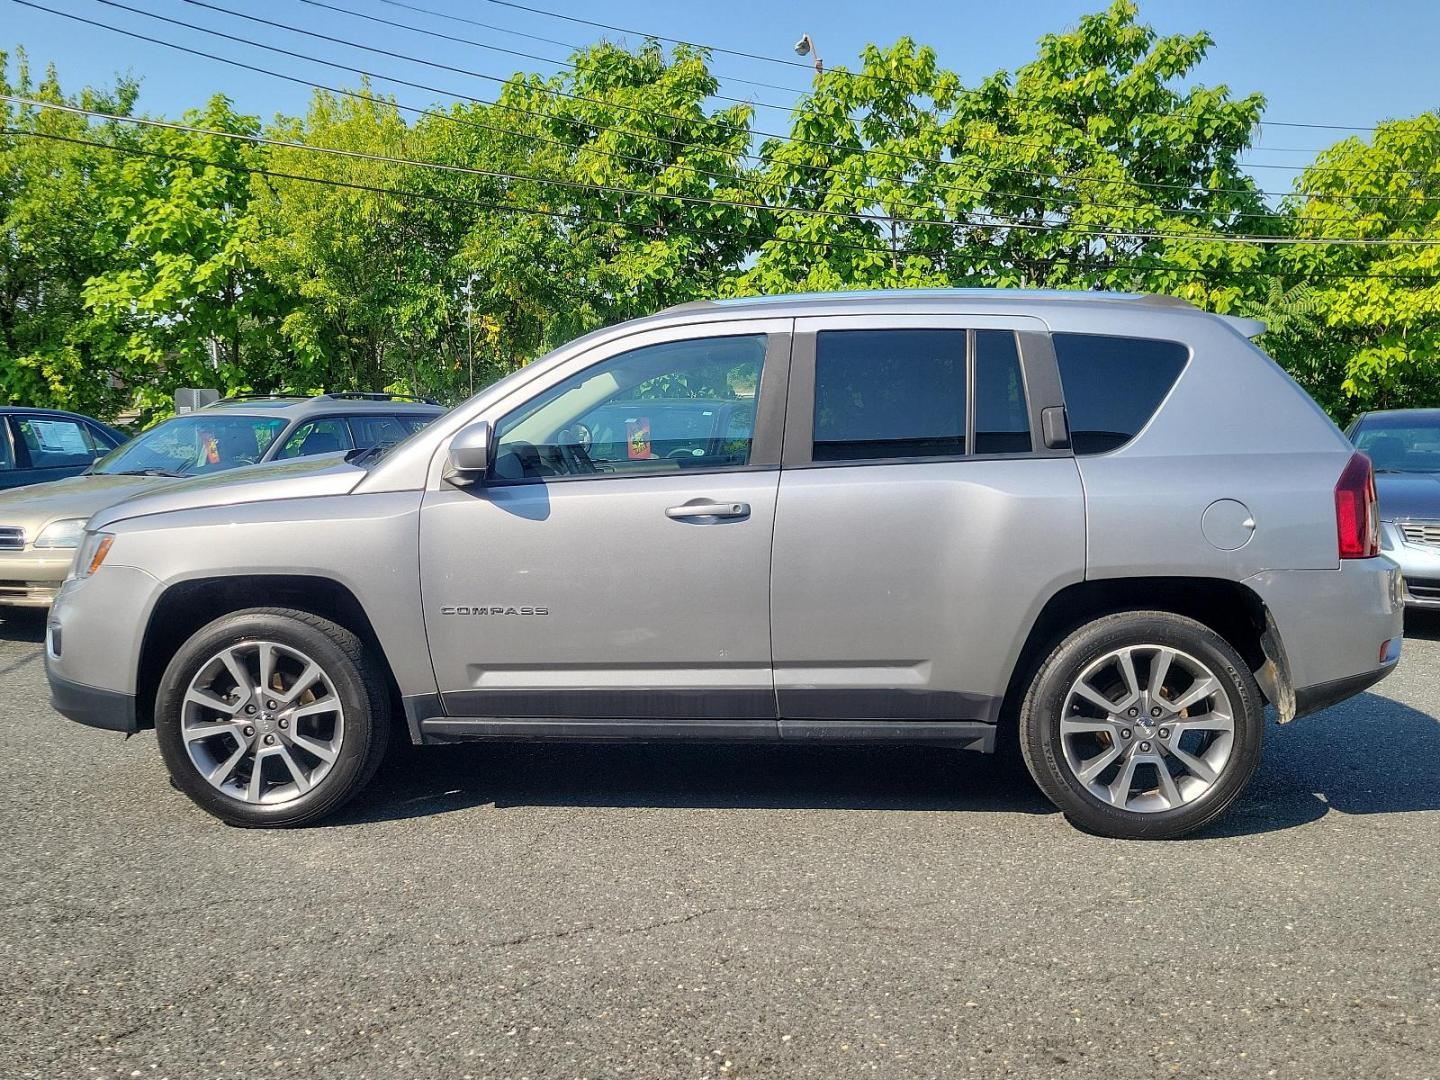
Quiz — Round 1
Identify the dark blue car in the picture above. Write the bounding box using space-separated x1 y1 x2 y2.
0 407 128 492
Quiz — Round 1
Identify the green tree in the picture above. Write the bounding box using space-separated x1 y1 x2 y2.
254 85 483 399
738 0 1276 310
1281 112 1440 415
83 95 286 409
0 50 136 416
455 41 759 377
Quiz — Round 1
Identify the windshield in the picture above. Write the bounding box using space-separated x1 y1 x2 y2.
91 415 289 477
1351 415 1440 473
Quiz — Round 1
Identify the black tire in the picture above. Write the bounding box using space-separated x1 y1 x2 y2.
1019 611 1263 840
155 607 390 827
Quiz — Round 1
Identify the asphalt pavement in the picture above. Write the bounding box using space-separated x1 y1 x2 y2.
2 605 1438 1080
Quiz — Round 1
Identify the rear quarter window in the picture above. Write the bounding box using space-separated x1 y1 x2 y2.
1053 334 1189 455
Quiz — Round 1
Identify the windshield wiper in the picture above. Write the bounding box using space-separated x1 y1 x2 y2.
110 467 185 477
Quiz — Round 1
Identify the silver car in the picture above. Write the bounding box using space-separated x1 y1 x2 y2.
1347 409 1440 607
0 393 443 607
45 290 1403 839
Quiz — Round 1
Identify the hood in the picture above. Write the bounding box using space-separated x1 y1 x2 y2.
90 453 367 530
1375 471 1440 522
0 472 174 536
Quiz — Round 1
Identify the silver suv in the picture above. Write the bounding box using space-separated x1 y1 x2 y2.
45 290 1404 839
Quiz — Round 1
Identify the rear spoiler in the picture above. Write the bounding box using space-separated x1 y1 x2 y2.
1216 314 1267 339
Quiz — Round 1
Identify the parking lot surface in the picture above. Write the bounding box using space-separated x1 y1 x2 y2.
2 606 1438 1080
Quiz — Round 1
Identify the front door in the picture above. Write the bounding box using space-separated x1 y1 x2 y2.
419 321 791 732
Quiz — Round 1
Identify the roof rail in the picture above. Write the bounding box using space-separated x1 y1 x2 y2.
322 392 441 406
205 393 305 406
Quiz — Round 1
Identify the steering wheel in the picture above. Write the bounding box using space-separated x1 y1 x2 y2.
559 438 599 474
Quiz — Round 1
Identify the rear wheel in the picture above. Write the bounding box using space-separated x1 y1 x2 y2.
155 608 390 827
1020 611 1263 840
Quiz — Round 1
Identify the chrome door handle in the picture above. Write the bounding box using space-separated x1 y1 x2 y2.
665 501 751 520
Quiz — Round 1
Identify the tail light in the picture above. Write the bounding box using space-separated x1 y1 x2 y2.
1335 451 1379 559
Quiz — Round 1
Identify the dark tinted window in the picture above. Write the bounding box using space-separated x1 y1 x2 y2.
813 330 966 462
974 331 1031 455
1054 334 1188 455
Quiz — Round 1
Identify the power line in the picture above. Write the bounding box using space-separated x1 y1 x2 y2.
464 0 1381 134
9 125 1439 285
174 0 1405 200
305 0 1402 175
295 0 807 111
12 0 1280 225
190 0 1426 186
24 0 1434 218
377 0 1374 160
39 1 1384 232
11 126 1440 288
9 95 1439 249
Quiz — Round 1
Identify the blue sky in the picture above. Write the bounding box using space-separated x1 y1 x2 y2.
5 0 1439 189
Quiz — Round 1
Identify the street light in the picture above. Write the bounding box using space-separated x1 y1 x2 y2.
793 32 823 74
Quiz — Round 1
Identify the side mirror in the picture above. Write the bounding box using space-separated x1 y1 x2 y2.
446 420 492 485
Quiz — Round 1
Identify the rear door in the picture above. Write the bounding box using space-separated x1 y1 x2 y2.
769 315 1086 738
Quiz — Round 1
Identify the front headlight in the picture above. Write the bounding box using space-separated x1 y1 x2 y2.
33 518 88 549
70 531 115 580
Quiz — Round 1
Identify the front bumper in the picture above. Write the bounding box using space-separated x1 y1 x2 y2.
0 550 72 607
1380 521 1440 607
47 664 139 733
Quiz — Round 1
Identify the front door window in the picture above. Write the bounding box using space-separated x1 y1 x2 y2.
493 335 767 481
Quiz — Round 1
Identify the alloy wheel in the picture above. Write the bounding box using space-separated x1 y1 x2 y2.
180 640 345 805
1059 644 1235 814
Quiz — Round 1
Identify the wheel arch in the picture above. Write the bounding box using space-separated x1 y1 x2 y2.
135 575 404 732
1000 576 1294 737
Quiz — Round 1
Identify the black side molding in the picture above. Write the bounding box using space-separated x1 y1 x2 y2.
1293 665 1396 719
418 715 996 751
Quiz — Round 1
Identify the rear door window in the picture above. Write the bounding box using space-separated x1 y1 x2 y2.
973 330 1032 455
1053 334 1189 455
813 330 967 462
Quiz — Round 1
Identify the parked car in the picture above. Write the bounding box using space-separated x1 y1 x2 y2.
1347 407 1440 607
0 393 443 607
0 407 127 492
46 290 1402 839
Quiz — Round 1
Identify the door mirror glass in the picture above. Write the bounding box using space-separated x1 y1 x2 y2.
448 420 493 481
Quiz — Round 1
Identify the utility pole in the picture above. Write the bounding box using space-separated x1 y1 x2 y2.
463 273 476 396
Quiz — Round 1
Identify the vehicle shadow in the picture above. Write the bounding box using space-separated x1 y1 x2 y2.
1208 691 1439 836
0 608 45 645
336 739 1056 824
337 690 1440 836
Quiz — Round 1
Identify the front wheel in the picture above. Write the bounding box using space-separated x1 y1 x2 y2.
155 607 390 827
1020 611 1263 840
